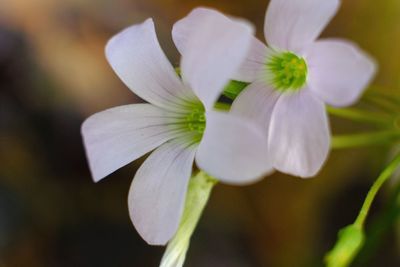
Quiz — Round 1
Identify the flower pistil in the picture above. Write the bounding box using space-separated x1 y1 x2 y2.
185 106 206 134
266 51 308 91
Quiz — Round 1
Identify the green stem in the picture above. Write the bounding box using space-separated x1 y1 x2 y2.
160 171 217 267
327 106 393 127
325 154 400 267
354 153 400 228
331 131 400 149
214 102 231 111
222 80 249 100
353 183 400 266
363 89 400 112
362 95 400 114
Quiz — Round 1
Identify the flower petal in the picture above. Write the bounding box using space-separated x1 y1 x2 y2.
196 111 273 185
105 18 196 111
174 14 267 84
265 0 340 52
268 90 330 178
128 136 197 245
81 104 185 182
233 37 271 82
176 8 254 109
305 39 377 107
231 81 280 133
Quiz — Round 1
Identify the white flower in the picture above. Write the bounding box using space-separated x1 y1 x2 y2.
81 8 272 246
173 0 377 177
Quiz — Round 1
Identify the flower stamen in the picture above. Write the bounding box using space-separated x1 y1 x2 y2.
265 51 308 91
185 107 206 134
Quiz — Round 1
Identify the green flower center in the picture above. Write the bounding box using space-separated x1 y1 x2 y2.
266 52 308 91
185 107 206 134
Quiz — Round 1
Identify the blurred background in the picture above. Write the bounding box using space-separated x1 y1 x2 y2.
0 0 399 266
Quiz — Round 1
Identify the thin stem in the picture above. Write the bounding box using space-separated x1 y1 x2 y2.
354 153 400 228
327 106 393 127
363 88 400 112
331 131 400 149
362 92 400 114
353 183 400 266
222 80 249 100
214 102 231 111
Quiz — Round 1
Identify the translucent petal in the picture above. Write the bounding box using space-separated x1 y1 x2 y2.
196 111 273 184
81 104 185 182
305 39 377 107
268 90 330 177
128 136 197 245
106 19 196 111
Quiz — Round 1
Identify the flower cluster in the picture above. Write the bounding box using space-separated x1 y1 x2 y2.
81 0 376 265
82 9 272 245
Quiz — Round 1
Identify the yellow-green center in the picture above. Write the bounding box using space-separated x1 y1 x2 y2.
266 52 308 91
185 108 206 134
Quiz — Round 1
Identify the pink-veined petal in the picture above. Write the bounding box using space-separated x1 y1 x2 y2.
231 81 280 133
265 0 340 52
81 104 185 182
305 39 377 107
176 8 254 110
128 136 197 245
105 18 196 111
196 111 273 185
268 90 330 178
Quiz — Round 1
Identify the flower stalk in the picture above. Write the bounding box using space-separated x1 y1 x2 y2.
160 171 217 267
325 153 400 267
354 153 400 228
362 90 400 113
331 131 400 149
327 106 393 127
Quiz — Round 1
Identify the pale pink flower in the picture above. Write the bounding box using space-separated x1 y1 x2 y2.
81 8 272 246
174 0 377 177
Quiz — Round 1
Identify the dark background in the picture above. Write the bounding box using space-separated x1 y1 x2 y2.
1 0 399 266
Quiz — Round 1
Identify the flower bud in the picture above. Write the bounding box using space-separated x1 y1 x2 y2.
325 224 365 267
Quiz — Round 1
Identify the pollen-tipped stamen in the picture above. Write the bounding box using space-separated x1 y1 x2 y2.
186 108 206 134
265 51 308 91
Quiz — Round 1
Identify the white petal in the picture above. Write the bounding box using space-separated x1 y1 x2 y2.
268 90 330 178
176 8 254 109
305 39 377 107
81 104 185 182
105 19 196 111
231 81 280 133
265 0 340 52
172 9 195 55
233 37 271 82
196 111 273 185
128 136 197 245
174 14 267 83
